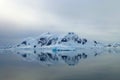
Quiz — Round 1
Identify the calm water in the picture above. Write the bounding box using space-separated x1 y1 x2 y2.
0 48 120 80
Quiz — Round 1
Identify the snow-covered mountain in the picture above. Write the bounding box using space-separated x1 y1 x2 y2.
13 32 105 50
106 43 120 48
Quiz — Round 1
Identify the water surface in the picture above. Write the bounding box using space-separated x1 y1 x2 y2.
0 48 120 80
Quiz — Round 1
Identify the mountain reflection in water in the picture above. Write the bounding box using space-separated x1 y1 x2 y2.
1 48 120 80
10 48 120 66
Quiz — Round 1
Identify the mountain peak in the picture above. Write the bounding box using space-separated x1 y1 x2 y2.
13 32 107 50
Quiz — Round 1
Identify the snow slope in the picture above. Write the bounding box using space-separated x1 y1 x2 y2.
13 32 106 50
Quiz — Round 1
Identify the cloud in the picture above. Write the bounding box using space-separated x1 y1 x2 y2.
0 0 120 42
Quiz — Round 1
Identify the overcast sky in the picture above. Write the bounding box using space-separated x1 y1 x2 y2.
0 0 120 42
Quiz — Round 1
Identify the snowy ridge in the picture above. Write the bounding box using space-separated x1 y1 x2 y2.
13 32 109 50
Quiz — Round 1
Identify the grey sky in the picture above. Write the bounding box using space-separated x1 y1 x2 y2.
0 0 120 42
